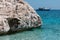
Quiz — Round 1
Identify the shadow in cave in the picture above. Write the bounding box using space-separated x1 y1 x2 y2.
7 18 20 31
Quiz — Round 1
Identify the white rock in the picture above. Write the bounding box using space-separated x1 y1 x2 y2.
0 0 42 34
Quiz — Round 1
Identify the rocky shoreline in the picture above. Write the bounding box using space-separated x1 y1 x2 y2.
0 0 42 34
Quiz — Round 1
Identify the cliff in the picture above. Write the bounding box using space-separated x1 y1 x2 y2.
0 0 42 34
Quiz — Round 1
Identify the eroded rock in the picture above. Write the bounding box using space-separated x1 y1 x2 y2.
0 0 42 34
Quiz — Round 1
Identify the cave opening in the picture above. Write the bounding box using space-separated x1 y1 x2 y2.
7 18 20 30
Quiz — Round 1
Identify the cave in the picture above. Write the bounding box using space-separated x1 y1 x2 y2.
7 18 20 31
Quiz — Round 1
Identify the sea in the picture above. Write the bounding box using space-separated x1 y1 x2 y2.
0 10 60 40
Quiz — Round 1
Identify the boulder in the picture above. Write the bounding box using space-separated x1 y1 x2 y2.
0 0 42 34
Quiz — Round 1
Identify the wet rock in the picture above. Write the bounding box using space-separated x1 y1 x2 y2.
0 0 42 34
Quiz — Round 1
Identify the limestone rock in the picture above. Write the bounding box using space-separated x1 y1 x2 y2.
0 0 42 34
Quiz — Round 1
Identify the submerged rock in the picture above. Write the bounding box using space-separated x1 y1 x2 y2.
0 0 42 34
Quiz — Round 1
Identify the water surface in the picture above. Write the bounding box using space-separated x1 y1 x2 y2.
0 10 60 40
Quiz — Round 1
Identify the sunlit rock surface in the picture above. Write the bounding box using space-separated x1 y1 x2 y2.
0 0 42 34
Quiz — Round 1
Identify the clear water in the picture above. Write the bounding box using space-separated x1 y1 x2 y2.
0 10 60 40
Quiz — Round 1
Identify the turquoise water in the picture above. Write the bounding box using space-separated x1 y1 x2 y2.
0 10 60 40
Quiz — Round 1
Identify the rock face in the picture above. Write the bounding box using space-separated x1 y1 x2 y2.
0 0 42 34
